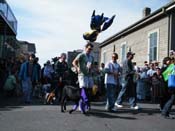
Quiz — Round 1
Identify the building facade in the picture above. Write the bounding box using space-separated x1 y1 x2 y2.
16 40 36 59
92 42 100 65
0 0 17 58
100 1 175 66
67 49 83 67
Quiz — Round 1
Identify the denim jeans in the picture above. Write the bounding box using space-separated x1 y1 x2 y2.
22 78 32 102
161 94 175 116
116 77 137 107
105 84 116 110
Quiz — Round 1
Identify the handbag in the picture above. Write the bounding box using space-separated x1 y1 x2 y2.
168 66 175 89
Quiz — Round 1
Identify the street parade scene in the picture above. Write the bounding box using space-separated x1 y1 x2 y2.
0 0 175 131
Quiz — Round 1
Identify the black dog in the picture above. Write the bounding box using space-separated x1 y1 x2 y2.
61 85 88 114
61 67 90 114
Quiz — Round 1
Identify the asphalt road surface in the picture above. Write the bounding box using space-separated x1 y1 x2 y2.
0 97 175 131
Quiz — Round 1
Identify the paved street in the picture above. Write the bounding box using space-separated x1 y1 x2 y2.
0 97 175 131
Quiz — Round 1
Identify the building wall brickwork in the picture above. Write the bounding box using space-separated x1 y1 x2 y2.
101 16 169 67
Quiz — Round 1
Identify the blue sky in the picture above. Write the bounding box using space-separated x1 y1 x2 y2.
7 0 171 65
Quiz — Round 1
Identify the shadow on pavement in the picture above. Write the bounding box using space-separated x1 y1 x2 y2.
86 108 137 120
0 95 24 111
116 108 160 115
0 95 46 111
0 106 23 111
90 101 175 116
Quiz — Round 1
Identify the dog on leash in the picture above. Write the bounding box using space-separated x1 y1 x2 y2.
43 83 56 104
61 85 88 114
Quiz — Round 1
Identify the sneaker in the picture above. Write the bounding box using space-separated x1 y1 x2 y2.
130 105 140 110
111 107 117 111
78 106 81 111
105 105 108 110
162 114 175 119
78 105 89 112
109 107 117 112
115 103 123 108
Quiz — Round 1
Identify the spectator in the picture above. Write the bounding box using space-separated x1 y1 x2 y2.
44 60 54 82
160 57 175 119
99 63 106 98
104 52 121 112
3 70 17 97
55 53 69 102
18 54 38 104
115 51 140 110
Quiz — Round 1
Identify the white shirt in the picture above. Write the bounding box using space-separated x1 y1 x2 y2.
104 60 121 85
147 68 156 77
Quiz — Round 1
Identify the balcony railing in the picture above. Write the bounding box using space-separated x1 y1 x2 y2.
0 0 17 34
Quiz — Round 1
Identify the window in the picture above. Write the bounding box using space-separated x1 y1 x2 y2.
121 42 127 62
102 51 107 64
148 29 159 62
113 45 115 52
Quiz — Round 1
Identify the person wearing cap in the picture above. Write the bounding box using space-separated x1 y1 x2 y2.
115 51 140 110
